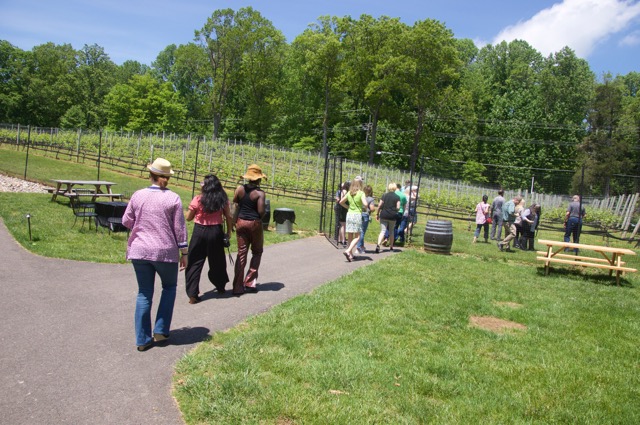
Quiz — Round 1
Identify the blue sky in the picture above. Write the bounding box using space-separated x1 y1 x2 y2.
1 0 639 78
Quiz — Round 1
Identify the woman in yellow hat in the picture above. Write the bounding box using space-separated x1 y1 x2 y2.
231 164 267 295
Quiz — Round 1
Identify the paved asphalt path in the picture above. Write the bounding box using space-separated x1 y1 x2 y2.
0 221 397 425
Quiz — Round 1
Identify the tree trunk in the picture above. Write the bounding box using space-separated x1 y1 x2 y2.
213 112 222 140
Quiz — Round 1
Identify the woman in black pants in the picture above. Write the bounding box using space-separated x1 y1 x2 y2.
185 174 233 304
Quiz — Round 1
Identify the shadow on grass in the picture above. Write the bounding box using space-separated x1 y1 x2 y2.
535 266 636 288
159 326 211 346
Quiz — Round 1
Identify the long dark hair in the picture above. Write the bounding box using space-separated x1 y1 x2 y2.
200 174 228 213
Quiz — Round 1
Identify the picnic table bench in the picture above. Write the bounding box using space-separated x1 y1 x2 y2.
536 239 637 285
49 179 120 202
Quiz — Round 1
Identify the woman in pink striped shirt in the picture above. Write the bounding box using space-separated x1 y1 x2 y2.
122 158 188 352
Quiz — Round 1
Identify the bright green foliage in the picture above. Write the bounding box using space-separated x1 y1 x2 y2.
170 43 212 132
60 44 117 129
295 16 345 157
396 19 462 173
340 15 407 164
461 160 488 184
234 10 286 142
114 60 150 84
1 8 639 196
103 74 186 132
27 42 78 127
196 7 285 140
0 41 31 123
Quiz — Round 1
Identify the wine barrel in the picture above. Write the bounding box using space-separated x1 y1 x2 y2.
423 220 453 254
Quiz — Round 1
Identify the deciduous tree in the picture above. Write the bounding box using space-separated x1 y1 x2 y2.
103 74 186 132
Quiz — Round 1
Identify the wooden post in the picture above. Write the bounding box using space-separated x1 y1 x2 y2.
76 128 82 161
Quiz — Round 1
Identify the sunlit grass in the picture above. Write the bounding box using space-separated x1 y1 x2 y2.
174 250 640 424
0 149 319 262
2 146 639 423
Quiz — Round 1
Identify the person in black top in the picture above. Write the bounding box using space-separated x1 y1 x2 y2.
232 164 267 295
375 183 401 253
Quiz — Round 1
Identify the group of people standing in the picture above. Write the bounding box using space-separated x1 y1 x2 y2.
122 158 268 352
336 178 418 261
471 189 541 252
475 190 589 254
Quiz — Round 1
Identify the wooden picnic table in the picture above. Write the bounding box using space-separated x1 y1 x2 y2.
537 239 637 285
50 179 120 202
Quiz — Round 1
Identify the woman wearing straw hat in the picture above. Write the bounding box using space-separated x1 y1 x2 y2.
232 164 267 295
122 158 188 352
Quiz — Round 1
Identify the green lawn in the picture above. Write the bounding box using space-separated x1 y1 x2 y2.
173 250 640 424
2 147 639 423
0 148 319 261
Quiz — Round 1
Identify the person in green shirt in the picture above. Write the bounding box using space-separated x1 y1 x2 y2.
339 178 368 262
394 183 409 244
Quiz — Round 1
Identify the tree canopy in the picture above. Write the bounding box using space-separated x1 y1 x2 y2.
0 9 638 195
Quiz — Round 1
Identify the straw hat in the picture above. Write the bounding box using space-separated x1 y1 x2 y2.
242 164 267 181
147 158 174 176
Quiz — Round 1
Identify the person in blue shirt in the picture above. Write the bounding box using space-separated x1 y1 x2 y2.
497 195 522 251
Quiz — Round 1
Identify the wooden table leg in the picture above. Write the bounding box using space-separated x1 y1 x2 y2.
609 253 619 278
51 183 62 201
545 245 552 275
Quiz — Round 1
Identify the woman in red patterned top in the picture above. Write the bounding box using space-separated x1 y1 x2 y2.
184 174 233 304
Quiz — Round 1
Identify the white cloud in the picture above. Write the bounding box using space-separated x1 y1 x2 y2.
492 0 640 57
473 37 488 50
620 30 640 45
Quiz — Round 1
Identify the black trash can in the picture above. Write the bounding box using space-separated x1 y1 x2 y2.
273 208 295 234
423 220 453 254
262 199 271 230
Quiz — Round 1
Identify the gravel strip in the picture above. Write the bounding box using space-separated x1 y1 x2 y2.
0 174 51 193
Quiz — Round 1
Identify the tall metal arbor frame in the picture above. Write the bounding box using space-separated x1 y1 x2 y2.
319 155 345 248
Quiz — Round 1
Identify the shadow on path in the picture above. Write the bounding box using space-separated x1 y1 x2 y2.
0 221 397 425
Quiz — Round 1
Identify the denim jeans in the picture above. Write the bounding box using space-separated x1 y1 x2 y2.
564 217 581 244
474 222 489 239
395 214 408 243
490 213 503 240
132 259 178 347
356 214 370 250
